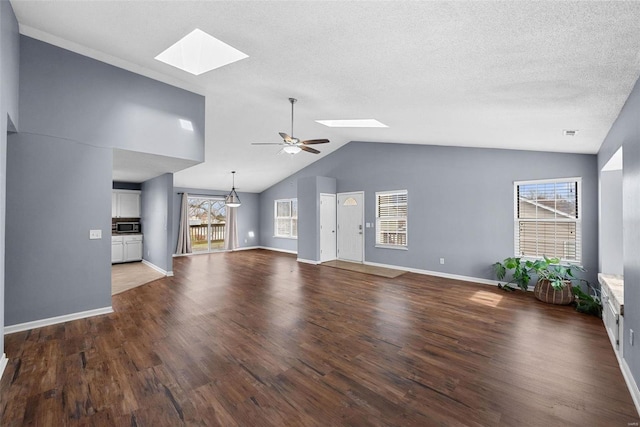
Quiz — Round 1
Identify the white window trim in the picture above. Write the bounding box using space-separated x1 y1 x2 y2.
513 177 582 264
375 189 408 250
274 198 298 239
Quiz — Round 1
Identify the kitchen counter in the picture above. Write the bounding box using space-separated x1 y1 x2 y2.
599 273 624 315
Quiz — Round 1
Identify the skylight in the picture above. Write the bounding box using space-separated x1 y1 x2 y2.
316 119 388 128
155 29 248 75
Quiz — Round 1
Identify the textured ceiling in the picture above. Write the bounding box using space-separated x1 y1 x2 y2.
10 1 640 192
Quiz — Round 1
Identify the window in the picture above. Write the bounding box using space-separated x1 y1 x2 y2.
376 190 407 248
514 178 581 263
275 199 298 238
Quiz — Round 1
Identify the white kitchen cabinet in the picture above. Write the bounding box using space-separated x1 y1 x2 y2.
112 190 141 218
112 234 143 263
124 235 143 262
112 236 124 263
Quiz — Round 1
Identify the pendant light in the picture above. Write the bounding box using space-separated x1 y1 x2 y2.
225 171 241 207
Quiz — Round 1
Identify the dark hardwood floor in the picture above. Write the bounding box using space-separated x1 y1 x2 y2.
0 249 637 426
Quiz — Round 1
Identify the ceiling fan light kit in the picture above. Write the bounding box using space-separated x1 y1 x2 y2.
283 145 302 154
251 97 330 155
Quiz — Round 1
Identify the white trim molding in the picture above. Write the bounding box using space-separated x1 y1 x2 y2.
363 261 502 287
620 354 640 416
141 259 173 276
233 246 261 252
297 258 320 265
5 306 114 335
258 246 297 255
0 354 7 381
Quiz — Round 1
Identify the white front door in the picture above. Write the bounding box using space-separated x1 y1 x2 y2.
320 194 337 262
337 192 364 262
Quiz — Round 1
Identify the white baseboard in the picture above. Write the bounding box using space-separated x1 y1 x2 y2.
297 258 320 265
141 259 171 276
363 260 502 287
233 246 261 252
619 352 640 416
258 246 297 255
0 353 7 381
5 306 113 335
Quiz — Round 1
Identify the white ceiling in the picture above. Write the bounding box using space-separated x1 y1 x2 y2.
10 1 640 192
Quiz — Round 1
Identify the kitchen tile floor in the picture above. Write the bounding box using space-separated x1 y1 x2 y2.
111 262 165 295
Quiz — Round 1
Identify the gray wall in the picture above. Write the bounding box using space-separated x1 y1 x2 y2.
172 188 260 253
259 177 298 253
18 36 204 162
5 35 205 327
600 170 623 275
598 75 640 392
141 174 174 273
5 133 112 325
0 0 20 356
297 176 336 262
260 142 598 284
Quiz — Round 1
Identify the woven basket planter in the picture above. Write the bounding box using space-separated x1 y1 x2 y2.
533 279 574 305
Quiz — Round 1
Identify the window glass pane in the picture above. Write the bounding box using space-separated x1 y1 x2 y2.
375 191 408 247
276 201 291 217
274 198 297 238
343 197 358 206
276 218 291 236
515 179 580 262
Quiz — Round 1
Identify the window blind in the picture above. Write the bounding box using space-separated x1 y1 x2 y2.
376 190 408 247
514 179 580 262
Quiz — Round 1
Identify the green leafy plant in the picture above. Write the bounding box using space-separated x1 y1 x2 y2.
493 256 584 291
492 256 602 317
572 284 602 318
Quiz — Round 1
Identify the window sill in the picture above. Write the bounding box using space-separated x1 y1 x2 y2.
375 245 408 251
274 236 298 240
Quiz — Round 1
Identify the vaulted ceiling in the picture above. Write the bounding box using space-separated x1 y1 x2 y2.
10 1 640 192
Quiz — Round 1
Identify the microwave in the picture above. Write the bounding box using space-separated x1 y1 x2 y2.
115 222 140 233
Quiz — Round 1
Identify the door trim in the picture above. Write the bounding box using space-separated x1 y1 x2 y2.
320 193 337 262
337 191 365 263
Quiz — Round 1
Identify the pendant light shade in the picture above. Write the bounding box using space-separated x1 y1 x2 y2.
225 171 241 207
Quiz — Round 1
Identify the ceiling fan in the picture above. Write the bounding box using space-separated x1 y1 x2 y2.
251 98 330 155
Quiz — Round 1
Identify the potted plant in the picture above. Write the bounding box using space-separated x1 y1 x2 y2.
493 256 598 308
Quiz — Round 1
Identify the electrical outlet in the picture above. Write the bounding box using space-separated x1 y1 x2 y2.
440 258 445 265
631 329 635 346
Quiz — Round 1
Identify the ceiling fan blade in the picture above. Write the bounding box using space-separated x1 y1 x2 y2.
300 146 321 154
251 142 284 145
279 132 294 143
301 139 330 145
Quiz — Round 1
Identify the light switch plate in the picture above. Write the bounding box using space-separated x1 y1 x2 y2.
89 229 102 240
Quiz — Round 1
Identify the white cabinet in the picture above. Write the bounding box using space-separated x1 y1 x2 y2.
124 235 143 262
112 190 141 218
112 236 124 263
112 234 143 263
